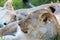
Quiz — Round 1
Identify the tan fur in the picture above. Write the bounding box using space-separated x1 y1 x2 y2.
0 21 18 37
0 0 16 36
15 3 60 21
18 9 59 40
0 8 59 40
0 7 16 36
0 3 60 40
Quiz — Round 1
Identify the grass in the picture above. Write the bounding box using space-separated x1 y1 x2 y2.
12 0 60 9
0 0 60 9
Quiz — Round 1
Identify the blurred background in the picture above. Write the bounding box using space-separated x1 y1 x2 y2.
0 0 60 9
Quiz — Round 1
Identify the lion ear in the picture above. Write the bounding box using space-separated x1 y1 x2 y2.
39 12 58 24
4 0 14 10
39 12 54 23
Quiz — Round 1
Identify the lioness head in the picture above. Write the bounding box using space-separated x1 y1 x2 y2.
0 7 16 27
19 9 59 40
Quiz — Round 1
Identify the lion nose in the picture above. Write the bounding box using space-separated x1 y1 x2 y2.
4 23 7 25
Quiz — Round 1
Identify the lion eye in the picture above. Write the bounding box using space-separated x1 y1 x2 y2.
4 23 7 25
